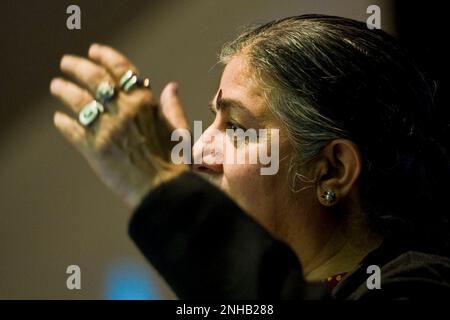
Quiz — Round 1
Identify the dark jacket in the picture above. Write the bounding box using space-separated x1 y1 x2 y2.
129 171 450 299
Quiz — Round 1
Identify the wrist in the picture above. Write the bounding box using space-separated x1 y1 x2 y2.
127 164 189 210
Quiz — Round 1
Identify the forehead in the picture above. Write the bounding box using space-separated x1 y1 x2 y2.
216 55 266 117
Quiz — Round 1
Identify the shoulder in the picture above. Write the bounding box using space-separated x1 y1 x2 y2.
335 250 450 300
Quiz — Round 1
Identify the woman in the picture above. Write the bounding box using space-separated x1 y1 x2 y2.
50 15 450 299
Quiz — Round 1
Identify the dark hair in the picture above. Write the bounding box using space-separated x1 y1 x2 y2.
220 15 450 251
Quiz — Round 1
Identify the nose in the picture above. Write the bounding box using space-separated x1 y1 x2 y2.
192 129 224 174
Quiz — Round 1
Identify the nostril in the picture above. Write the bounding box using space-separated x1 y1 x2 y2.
192 160 223 174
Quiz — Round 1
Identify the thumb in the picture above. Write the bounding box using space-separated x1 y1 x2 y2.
160 82 189 130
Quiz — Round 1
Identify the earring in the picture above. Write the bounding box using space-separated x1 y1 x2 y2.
321 190 336 204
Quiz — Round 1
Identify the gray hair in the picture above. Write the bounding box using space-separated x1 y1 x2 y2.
218 15 450 242
219 17 351 179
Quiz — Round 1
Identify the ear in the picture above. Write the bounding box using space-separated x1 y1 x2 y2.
314 139 362 206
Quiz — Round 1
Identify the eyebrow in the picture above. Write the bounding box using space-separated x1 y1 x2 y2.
208 97 261 122
209 98 246 112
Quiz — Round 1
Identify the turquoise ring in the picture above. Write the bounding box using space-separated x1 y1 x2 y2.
95 81 116 103
78 100 105 127
119 70 151 92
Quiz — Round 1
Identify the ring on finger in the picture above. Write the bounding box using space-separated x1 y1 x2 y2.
78 100 105 127
119 70 151 92
95 81 116 103
119 70 135 91
136 77 151 89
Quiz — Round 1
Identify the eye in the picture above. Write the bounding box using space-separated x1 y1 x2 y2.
226 122 241 131
225 121 247 132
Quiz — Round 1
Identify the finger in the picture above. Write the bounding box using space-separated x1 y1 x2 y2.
50 78 93 113
88 43 138 81
60 55 115 94
160 82 189 130
53 111 88 152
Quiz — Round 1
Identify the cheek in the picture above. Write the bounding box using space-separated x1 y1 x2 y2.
221 162 274 218
222 163 262 193
217 134 293 228
219 139 269 200
220 137 284 200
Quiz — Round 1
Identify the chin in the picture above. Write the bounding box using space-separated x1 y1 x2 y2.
196 171 222 187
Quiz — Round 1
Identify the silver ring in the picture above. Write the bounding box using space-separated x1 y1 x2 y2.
119 70 151 92
96 81 116 103
78 100 105 127
123 74 138 92
119 70 134 87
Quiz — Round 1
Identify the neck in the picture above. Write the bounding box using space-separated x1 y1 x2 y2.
285 207 383 282
303 226 383 281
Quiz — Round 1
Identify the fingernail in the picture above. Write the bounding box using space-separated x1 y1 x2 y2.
89 43 99 56
54 112 64 126
172 82 179 94
50 78 62 92
88 43 97 54
60 55 71 69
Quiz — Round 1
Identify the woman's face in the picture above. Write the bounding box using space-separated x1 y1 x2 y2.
192 55 315 238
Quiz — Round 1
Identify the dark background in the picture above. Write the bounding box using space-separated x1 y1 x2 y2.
395 1 449 147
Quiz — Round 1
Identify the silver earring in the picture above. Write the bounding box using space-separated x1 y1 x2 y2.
321 190 336 203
